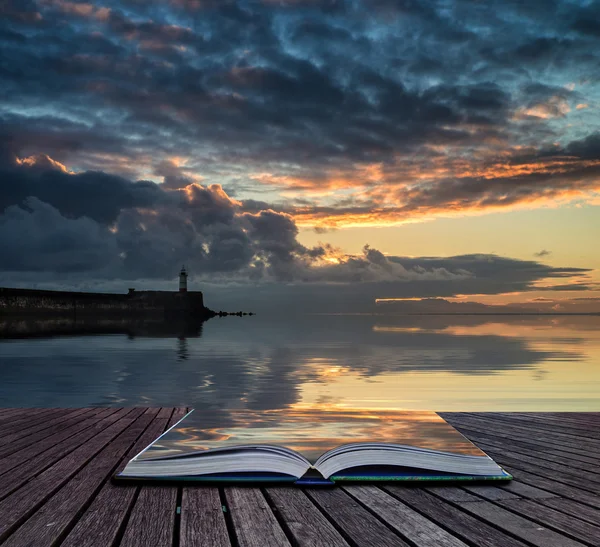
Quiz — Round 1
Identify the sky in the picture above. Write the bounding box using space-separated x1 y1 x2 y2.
1 0 599 313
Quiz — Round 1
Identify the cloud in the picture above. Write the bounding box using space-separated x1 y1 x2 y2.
534 249 551 258
0 147 594 312
0 0 599 310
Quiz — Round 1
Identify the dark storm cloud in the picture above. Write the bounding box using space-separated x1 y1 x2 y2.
0 0 577 176
0 151 169 224
0 0 599 307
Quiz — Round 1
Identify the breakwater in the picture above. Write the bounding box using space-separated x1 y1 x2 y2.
0 287 215 320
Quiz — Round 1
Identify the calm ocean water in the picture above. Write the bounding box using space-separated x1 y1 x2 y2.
0 314 599 410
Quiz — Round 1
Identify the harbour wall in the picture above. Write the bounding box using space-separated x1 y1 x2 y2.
0 287 214 319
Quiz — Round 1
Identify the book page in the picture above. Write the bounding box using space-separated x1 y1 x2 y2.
135 408 486 464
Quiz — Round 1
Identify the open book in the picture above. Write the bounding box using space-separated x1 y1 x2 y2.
116 409 511 484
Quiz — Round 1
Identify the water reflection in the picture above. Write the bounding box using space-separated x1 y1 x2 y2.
140 409 485 463
0 314 598 411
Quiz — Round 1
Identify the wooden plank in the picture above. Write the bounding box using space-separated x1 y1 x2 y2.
0 408 108 470
447 426 600 468
479 449 600 495
444 414 600 451
494 480 558 500
0 408 97 457
0 408 119 499
455 499 586 547
0 409 30 421
0 408 152 547
119 486 178 547
386 486 529 547
461 485 521 501
498 499 600 545
0 408 52 432
119 408 182 547
346 486 468 547
0 408 78 442
422 487 482 503
60 410 171 547
539 497 600 527
444 419 600 463
489 412 600 432
265 487 349 547
497 463 600 509
225 487 292 547
180 488 231 547
0 408 142 542
476 442 600 487
465 413 600 440
307 487 410 547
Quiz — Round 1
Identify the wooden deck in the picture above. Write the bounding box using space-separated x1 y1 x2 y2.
0 410 598 546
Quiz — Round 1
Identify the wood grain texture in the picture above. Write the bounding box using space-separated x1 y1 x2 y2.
60 409 167 547
119 486 178 547
180 488 231 547
386 486 529 547
119 409 182 547
1 408 151 547
455 500 586 547
498 499 600 546
538 497 600 526
346 485 468 547
0 407 119 500
0 408 142 542
225 487 292 547
265 487 349 547
307 487 410 547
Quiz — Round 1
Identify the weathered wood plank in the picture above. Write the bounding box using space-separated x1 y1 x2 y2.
464 413 600 440
119 486 178 547
0 408 55 433
480 449 600 494
59 410 170 547
462 484 521 501
386 486 529 547
265 487 349 547
225 487 292 547
0 407 109 470
0 409 31 421
0 407 119 499
495 480 558 500
306 488 410 547
538 497 600 527
445 414 600 451
488 412 600 434
0 408 79 443
0 408 95 455
496 463 600 509
119 409 182 547
180 488 231 547
455 499 586 547
0 409 153 547
0 408 142 542
498 499 600 545
447 426 600 468
476 442 600 487
443 419 600 462
346 486 468 547
423 486 481 503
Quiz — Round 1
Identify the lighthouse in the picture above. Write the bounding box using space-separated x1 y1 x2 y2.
179 265 188 293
